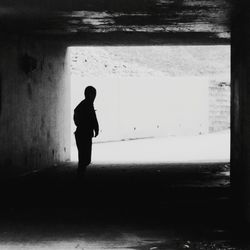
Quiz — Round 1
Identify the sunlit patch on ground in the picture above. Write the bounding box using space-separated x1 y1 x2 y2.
71 130 230 164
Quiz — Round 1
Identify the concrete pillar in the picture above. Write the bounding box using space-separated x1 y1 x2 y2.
231 0 250 222
0 35 70 177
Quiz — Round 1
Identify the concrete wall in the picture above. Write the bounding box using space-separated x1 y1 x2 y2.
0 36 70 177
231 0 250 223
71 76 209 144
209 79 230 132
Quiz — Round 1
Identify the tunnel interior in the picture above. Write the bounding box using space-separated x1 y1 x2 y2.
0 40 233 249
3 0 250 248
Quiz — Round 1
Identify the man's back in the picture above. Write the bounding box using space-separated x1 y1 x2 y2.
74 99 98 137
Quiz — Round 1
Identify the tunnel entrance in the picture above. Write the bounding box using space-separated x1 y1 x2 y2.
69 46 230 165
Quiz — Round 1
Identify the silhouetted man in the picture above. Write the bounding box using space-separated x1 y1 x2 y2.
74 86 99 177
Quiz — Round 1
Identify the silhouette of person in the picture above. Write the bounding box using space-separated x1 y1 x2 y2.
74 86 99 177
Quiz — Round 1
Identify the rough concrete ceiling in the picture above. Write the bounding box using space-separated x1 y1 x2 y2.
0 0 231 44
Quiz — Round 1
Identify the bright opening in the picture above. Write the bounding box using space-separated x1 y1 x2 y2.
69 46 230 164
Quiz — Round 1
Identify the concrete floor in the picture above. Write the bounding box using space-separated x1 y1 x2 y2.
0 131 247 250
71 130 230 164
0 161 237 250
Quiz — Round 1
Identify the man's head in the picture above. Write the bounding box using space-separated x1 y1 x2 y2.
84 86 96 103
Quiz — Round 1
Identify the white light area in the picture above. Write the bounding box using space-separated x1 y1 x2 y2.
0 241 132 250
69 46 230 163
0 234 165 250
71 130 230 164
71 76 210 144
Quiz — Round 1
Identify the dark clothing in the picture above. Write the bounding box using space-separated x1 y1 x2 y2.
75 133 92 175
74 99 99 172
74 132 92 166
74 100 99 137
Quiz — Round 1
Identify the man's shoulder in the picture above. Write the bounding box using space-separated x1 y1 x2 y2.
74 100 86 112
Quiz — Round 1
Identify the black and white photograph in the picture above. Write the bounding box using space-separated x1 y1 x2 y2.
0 0 247 249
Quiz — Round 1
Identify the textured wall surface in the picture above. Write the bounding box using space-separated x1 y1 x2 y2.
0 36 70 177
209 80 230 132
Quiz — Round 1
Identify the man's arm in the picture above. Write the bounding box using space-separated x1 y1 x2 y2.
73 109 80 127
93 110 99 137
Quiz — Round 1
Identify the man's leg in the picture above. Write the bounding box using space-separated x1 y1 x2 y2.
75 133 92 178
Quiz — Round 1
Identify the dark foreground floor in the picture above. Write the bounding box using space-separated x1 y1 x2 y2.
0 162 247 249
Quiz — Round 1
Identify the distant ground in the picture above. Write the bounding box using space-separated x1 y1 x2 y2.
70 46 230 77
71 130 230 164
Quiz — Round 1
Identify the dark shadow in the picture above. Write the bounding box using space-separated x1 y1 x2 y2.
0 74 2 116
0 161 237 248
0 162 230 223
